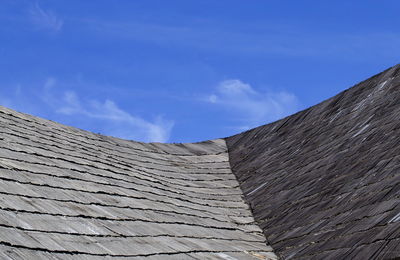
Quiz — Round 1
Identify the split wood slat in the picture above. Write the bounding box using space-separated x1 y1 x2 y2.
227 64 400 259
0 105 277 259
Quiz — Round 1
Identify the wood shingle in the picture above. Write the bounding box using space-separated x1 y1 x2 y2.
226 64 400 259
0 106 276 259
1 64 400 259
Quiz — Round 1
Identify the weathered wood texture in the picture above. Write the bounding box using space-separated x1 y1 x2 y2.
226 64 400 259
0 106 277 259
2 65 399 260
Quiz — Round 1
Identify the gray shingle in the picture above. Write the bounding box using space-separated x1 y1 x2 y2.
0 106 277 259
2 64 399 259
226 64 400 259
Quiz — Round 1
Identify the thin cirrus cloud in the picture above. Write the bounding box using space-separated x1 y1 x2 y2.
40 78 174 143
207 79 300 130
29 3 63 32
56 92 174 143
75 17 400 61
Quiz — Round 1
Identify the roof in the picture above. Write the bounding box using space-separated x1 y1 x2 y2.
0 64 399 259
0 106 276 259
226 64 400 259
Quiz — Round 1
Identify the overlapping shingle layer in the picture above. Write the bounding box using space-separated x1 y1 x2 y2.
227 65 400 259
0 106 277 259
1 64 399 260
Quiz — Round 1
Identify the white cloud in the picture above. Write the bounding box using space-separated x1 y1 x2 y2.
55 91 174 143
0 85 23 108
27 77 174 143
208 94 218 103
29 3 63 32
207 79 299 130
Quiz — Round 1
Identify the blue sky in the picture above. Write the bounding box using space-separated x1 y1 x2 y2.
1 0 399 143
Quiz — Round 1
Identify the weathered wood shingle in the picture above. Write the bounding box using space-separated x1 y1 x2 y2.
0 106 277 259
226 64 400 259
2 64 399 260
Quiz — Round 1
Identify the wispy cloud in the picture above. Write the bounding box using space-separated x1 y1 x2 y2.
6 77 173 143
207 79 299 130
29 3 63 32
0 84 25 110
74 17 400 61
56 91 174 142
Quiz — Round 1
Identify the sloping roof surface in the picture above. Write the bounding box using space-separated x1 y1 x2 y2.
226 64 400 259
1 65 400 260
0 106 276 259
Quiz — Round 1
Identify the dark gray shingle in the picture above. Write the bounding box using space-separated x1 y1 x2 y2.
226 64 400 259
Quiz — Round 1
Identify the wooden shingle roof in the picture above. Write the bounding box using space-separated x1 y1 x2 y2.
1 64 399 259
0 106 276 259
226 64 400 259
